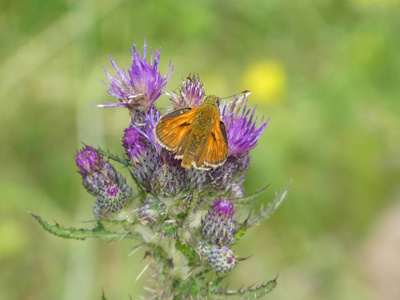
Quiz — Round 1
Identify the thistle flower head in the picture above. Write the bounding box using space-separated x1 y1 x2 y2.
168 73 205 109
101 40 173 120
202 199 236 246
208 246 237 273
76 146 101 176
221 98 269 156
122 125 148 161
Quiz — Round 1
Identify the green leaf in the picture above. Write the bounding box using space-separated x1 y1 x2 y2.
175 236 196 261
211 277 278 299
248 183 290 227
229 185 270 206
31 213 139 240
234 215 249 242
96 147 131 168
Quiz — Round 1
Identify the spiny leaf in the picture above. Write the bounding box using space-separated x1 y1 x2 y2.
234 214 250 242
248 183 290 227
31 213 139 240
97 147 132 168
229 185 270 205
211 277 278 299
175 236 197 261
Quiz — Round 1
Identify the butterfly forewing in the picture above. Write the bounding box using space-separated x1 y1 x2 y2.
154 95 229 170
155 108 197 151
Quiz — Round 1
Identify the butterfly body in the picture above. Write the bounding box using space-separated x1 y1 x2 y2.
154 95 228 170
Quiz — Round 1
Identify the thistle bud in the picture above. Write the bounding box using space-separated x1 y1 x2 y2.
208 246 237 273
202 199 236 246
93 183 132 219
76 146 102 176
76 146 132 219
76 146 118 196
197 241 216 259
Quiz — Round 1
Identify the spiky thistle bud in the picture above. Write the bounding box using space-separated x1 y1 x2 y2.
76 146 115 196
202 199 236 246
208 246 237 273
93 183 132 219
197 241 217 260
76 146 132 219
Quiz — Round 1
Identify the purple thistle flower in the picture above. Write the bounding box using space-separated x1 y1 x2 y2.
122 126 148 161
221 98 269 156
168 73 205 109
100 40 173 121
202 199 237 246
76 146 101 176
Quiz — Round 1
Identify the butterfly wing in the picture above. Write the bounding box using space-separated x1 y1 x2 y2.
196 121 228 168
154 107 198 151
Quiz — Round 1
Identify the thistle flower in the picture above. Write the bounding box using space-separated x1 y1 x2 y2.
168 73 205 109
208 246 237 273
221 98 269 156
101 40 173 122
202 199 236 246
76 146 102 176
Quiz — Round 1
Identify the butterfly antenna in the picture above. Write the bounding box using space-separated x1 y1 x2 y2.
220 90 251 100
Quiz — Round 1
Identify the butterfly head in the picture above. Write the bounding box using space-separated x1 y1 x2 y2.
204 95 221 107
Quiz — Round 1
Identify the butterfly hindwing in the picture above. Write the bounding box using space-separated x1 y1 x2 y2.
201 120 228 168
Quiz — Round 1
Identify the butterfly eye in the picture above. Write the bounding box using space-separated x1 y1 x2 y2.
216 99 220 107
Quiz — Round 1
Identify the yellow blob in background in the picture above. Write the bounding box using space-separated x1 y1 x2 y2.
243 60 286 104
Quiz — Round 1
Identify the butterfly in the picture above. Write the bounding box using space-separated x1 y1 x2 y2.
154 95 228 170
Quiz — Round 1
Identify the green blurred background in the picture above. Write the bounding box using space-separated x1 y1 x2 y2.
1 0 400 299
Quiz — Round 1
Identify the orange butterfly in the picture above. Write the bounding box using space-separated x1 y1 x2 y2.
154 95 228 170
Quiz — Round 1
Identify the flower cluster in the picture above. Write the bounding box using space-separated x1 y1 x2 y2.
66 40 282 298
116 76 268 198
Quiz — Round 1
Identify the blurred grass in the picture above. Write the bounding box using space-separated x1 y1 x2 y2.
1 0 399 299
